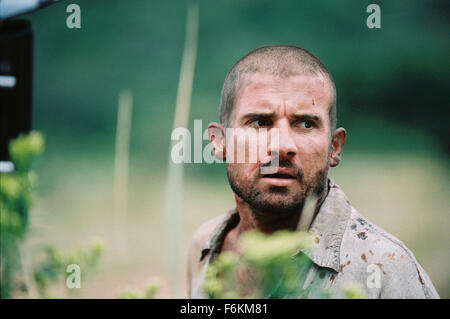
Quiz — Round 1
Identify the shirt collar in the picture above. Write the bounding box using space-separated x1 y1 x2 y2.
297 178 352 272
200 178 351 273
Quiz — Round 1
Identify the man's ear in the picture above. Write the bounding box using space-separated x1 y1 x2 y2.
208 122 226 161
330 127 346 167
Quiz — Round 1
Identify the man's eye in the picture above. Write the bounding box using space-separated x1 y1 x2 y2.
299 120 314 129
250 119 269 127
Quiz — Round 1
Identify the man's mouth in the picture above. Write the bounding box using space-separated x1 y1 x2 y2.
261 170 297 187
262 173 295 179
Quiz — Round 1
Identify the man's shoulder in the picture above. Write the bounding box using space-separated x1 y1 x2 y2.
187 212 230 297
344 207 411 258
340 207 439 298
190 213 229 251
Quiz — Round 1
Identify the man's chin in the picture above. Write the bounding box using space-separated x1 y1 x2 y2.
248 194 305 214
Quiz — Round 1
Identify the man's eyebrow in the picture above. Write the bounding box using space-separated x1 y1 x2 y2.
240 112 276 120
291 113 322 122
239 112 323 123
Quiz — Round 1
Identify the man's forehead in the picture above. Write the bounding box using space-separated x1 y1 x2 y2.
234 72 333 116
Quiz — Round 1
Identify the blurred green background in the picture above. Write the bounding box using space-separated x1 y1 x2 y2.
18 0 449 297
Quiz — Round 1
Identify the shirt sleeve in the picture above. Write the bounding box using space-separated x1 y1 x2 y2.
379 252 440 299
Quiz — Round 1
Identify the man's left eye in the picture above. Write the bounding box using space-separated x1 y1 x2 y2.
299 120 314 129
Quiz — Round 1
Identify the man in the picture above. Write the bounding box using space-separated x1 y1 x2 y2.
187 45 439 299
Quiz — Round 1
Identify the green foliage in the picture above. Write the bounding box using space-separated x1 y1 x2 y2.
343 282 367 299
117 288 141 299
117 278 161 299
0 132 44 236
203 230 367 299
33 239 104 297
204 230 315 298
203 251 240 299
9 132 45 173
1 132 104 298
0 132 44 298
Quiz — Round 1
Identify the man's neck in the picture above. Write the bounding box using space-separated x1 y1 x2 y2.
222 181 330 254
235 197 302 235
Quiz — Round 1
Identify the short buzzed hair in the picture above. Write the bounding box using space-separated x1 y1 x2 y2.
219 45 337 132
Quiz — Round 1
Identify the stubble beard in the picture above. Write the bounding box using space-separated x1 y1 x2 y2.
227 159 330 216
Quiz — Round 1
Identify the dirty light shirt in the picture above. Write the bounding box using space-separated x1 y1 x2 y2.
189 179 439 299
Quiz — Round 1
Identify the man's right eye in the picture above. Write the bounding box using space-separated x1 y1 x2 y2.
250 119 269 127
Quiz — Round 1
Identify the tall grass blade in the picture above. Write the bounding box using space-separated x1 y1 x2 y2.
113 89 133 255
165 1 199 298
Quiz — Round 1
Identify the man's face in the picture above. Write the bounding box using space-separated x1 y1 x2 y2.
225 72 335 214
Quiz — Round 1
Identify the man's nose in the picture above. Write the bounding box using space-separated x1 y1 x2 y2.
268 122 297 159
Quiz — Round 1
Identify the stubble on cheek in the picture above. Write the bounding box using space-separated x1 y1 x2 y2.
298 141 330 190
229 161 260 190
